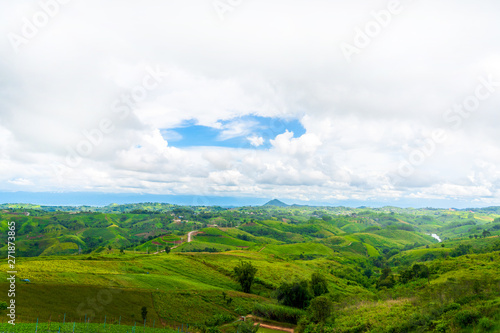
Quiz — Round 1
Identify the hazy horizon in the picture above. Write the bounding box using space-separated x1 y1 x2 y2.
0 191 495 209
1 1 500 208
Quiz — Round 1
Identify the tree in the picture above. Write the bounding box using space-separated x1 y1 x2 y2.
450 244 471 257
413 264 429 282
236 319 259 333
377 267 395 289
309 296 333 323
277 279 313 309
483 230 492 238
141 306 148 322
108 245 112 251
310 273 328 297
233 261 257 293
165 245 171 254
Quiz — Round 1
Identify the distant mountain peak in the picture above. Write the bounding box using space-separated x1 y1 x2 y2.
263 199 289 207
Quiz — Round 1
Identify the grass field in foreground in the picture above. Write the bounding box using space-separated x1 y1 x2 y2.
0 322 177 333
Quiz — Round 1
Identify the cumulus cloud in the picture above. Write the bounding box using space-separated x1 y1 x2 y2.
247 136 264 147
0 0 499 206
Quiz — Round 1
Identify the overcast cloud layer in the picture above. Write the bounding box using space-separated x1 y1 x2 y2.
1 0 500 207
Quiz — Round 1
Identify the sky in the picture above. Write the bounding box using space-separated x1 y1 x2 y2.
0 0 500 208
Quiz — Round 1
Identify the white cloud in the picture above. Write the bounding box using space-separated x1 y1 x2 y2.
8 178 33 186
271 131 322 156
218 119 259 141
247 135 264 147
0 0 499 206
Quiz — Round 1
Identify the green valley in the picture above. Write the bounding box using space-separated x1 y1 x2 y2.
0 202 499 332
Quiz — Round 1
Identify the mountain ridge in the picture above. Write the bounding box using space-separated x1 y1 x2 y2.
263 199 289 207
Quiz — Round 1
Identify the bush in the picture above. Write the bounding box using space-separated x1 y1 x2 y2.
309 296 333 323
0 301 7 310
454 310 481 328
478 317 495 331
233 261 257 293
235 319 260 333
252 303 306 324
310 273 328 297
277 279 313 309
443 303 461 313
204 313 234 327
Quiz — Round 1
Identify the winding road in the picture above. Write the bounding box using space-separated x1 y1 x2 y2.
153 230 197 254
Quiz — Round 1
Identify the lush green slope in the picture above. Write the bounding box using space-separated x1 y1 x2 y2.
1 204 500 332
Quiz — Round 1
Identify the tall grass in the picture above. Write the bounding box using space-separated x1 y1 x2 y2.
252 303 305 324
0 322 177 333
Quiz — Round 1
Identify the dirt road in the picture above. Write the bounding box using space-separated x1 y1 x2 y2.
153 230 196 254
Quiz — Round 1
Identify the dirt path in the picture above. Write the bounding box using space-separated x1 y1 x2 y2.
187 230 196 242
257 323 294 333
258 246 267 252
246 315 294 333
153 230 196 254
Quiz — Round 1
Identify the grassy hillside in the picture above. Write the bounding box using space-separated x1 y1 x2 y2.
1 204 500 332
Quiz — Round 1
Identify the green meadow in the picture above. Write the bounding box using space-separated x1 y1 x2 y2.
0 204 499 332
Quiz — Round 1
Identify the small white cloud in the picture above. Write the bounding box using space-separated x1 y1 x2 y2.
8 178 33 186
271 131 322 156
247 135 264 147
218 119 258 141
209 170 243 186
160 129 183 142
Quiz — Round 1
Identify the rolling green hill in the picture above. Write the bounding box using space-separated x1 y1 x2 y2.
1 204 499 332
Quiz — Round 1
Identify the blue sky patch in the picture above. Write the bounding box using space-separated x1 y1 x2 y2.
161 115 306 149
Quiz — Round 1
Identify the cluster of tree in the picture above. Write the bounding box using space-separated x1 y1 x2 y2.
468 230 492 239
450 244 472 257
377 267 396 289
240 225 291 243
399 264 430 284
180 247 220 253
129 209 162 215
386 224 415 232
440 220 476 231
276 273 329 309
236 234 251 241
233 261 258 293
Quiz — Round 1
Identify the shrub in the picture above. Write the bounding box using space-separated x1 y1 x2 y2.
235 319 259 333
277 279 313 309
310 272 328 297
0 301 7 310
204 313 234 327
309 296 333 323
478 317 495 331
233 261 257 293
454 309 481 328
252 303 306 324
443 303 461 313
